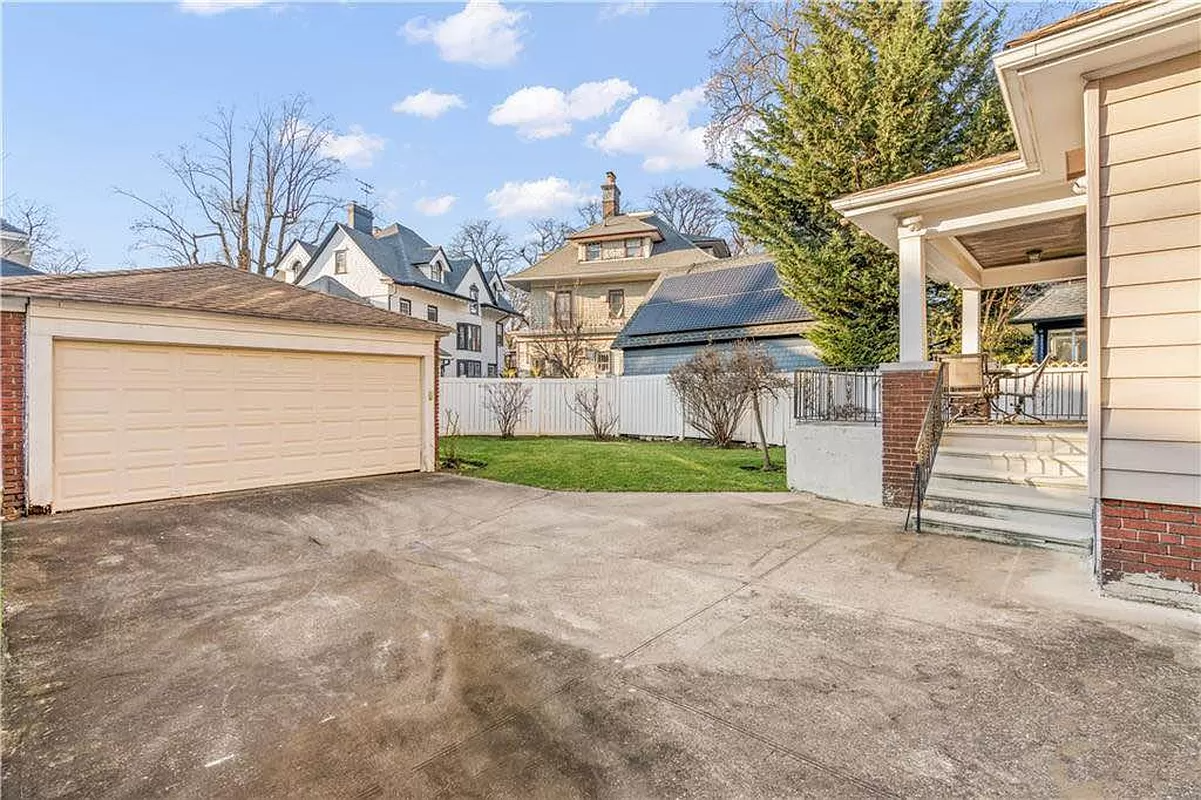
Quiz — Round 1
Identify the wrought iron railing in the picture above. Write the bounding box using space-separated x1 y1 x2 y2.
793 367 881 423
906 362 947 533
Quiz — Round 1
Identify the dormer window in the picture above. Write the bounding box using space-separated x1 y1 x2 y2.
430 262 443 282
624 238 643 258
585 243 601 261
469 285 480 315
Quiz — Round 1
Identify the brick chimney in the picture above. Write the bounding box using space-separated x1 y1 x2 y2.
601 171 621 219
347 202 374 234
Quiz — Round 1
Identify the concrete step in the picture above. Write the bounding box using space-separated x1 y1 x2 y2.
914 508 1093 552
927 468 1086 500
923 483 1092 520
941 425 1087 457
935 448 1087 480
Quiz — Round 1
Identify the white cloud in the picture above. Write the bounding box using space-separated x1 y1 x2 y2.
599 2 655 20
486 177 592 219
321 125 386 169
178 0 264 15
393 90 467 119
588 84 708 172
402 1 525 68
414 195 457 216
489 79 637 140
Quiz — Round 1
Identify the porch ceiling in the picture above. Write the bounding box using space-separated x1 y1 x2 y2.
958 215 1085 269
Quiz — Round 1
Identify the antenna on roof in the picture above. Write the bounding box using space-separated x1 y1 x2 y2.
355 179 374 206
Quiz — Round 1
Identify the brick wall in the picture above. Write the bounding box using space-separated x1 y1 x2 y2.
1 310 26 517
881 365 939 507
1100 499 1201 592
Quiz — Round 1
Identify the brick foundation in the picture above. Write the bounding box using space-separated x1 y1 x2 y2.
880 364 939 507
2 310 27 518
1100 499 1201 593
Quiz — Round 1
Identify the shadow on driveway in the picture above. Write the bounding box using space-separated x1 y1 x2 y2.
3 473 1198 797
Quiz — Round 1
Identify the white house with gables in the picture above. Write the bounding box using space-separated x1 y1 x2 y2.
282 204 517 377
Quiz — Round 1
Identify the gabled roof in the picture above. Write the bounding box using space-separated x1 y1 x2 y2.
1 219 30 237
0 258 42 277
302 275 368 304
299 222 516 315
1004 0 1151 49
508 212 715 287
613 258 812 349
566 214 662 242
1 264 449 334
1011 280 1086 324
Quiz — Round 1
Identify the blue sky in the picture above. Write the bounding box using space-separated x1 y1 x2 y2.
2 1 731 268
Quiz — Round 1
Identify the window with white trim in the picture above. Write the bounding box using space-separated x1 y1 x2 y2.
456 360 482 378
397 298 412 315
457 323 482 352
469 285 480 315
334 249 347 274
427 305 438 322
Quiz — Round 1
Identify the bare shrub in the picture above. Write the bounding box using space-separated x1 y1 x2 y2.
731 342 790 469
668 346 751 448
570 384 619 441
440 408 462 467
484 382 532 438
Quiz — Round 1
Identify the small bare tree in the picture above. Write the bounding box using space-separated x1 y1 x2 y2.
484 382 532 438
668 346 753 448
730 342 789 469
117 95 342 272
520 217 575 266
440 408 463 467
2 198 89 273
570 384 619 440
530 317 594 378
576 199 602 227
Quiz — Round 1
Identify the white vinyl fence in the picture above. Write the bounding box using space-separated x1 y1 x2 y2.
441 375 795 445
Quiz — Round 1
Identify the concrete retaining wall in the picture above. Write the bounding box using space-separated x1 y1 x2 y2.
786 422 883 506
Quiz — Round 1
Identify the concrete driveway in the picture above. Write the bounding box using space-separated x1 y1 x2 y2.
2 474 1198 798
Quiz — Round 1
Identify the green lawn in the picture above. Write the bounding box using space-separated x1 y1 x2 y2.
442 436 787 492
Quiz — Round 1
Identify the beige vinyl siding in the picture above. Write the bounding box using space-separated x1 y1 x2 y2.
1097 52 1201 507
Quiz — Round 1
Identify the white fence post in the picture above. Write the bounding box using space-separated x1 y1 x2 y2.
441 373 796 445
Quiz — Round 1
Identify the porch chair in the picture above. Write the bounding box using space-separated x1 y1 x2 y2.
993 355 1052 423
940 353 989 423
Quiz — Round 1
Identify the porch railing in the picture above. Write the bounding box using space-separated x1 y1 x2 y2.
906 362 948 533
992 365 1087 422
793 367 881 423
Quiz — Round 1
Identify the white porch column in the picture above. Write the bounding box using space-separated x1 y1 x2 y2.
897 221 928 362
961 288 981 354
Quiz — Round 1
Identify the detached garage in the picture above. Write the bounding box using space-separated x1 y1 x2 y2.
0 265 447 514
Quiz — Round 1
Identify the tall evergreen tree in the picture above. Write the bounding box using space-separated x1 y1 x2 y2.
720 0 1012 366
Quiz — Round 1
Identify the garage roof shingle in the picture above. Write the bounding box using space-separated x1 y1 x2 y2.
0 264 450 334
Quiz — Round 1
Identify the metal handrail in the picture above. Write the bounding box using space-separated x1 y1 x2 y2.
906 362 947 533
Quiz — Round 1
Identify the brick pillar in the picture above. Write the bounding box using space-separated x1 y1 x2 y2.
1100 499 1201 595
1 310 27 518
880 362 939 508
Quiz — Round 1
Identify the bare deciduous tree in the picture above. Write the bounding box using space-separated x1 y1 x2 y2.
2 198 89 273
530 317 594 378
646 182 724 237
570 384 619 440
668 346 753 448
117 95 341 272
484 381 532 438
440 408 463 467
730 342 789 469
520 217 575 266
705 0 805 159
576 199 603 227
449 218 522 276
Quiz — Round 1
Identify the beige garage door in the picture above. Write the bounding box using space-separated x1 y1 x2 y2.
53 340 423 511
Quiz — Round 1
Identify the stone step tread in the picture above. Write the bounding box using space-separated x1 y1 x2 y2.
916 509 1092 548
929 465 1087 489
923 485 1092 517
